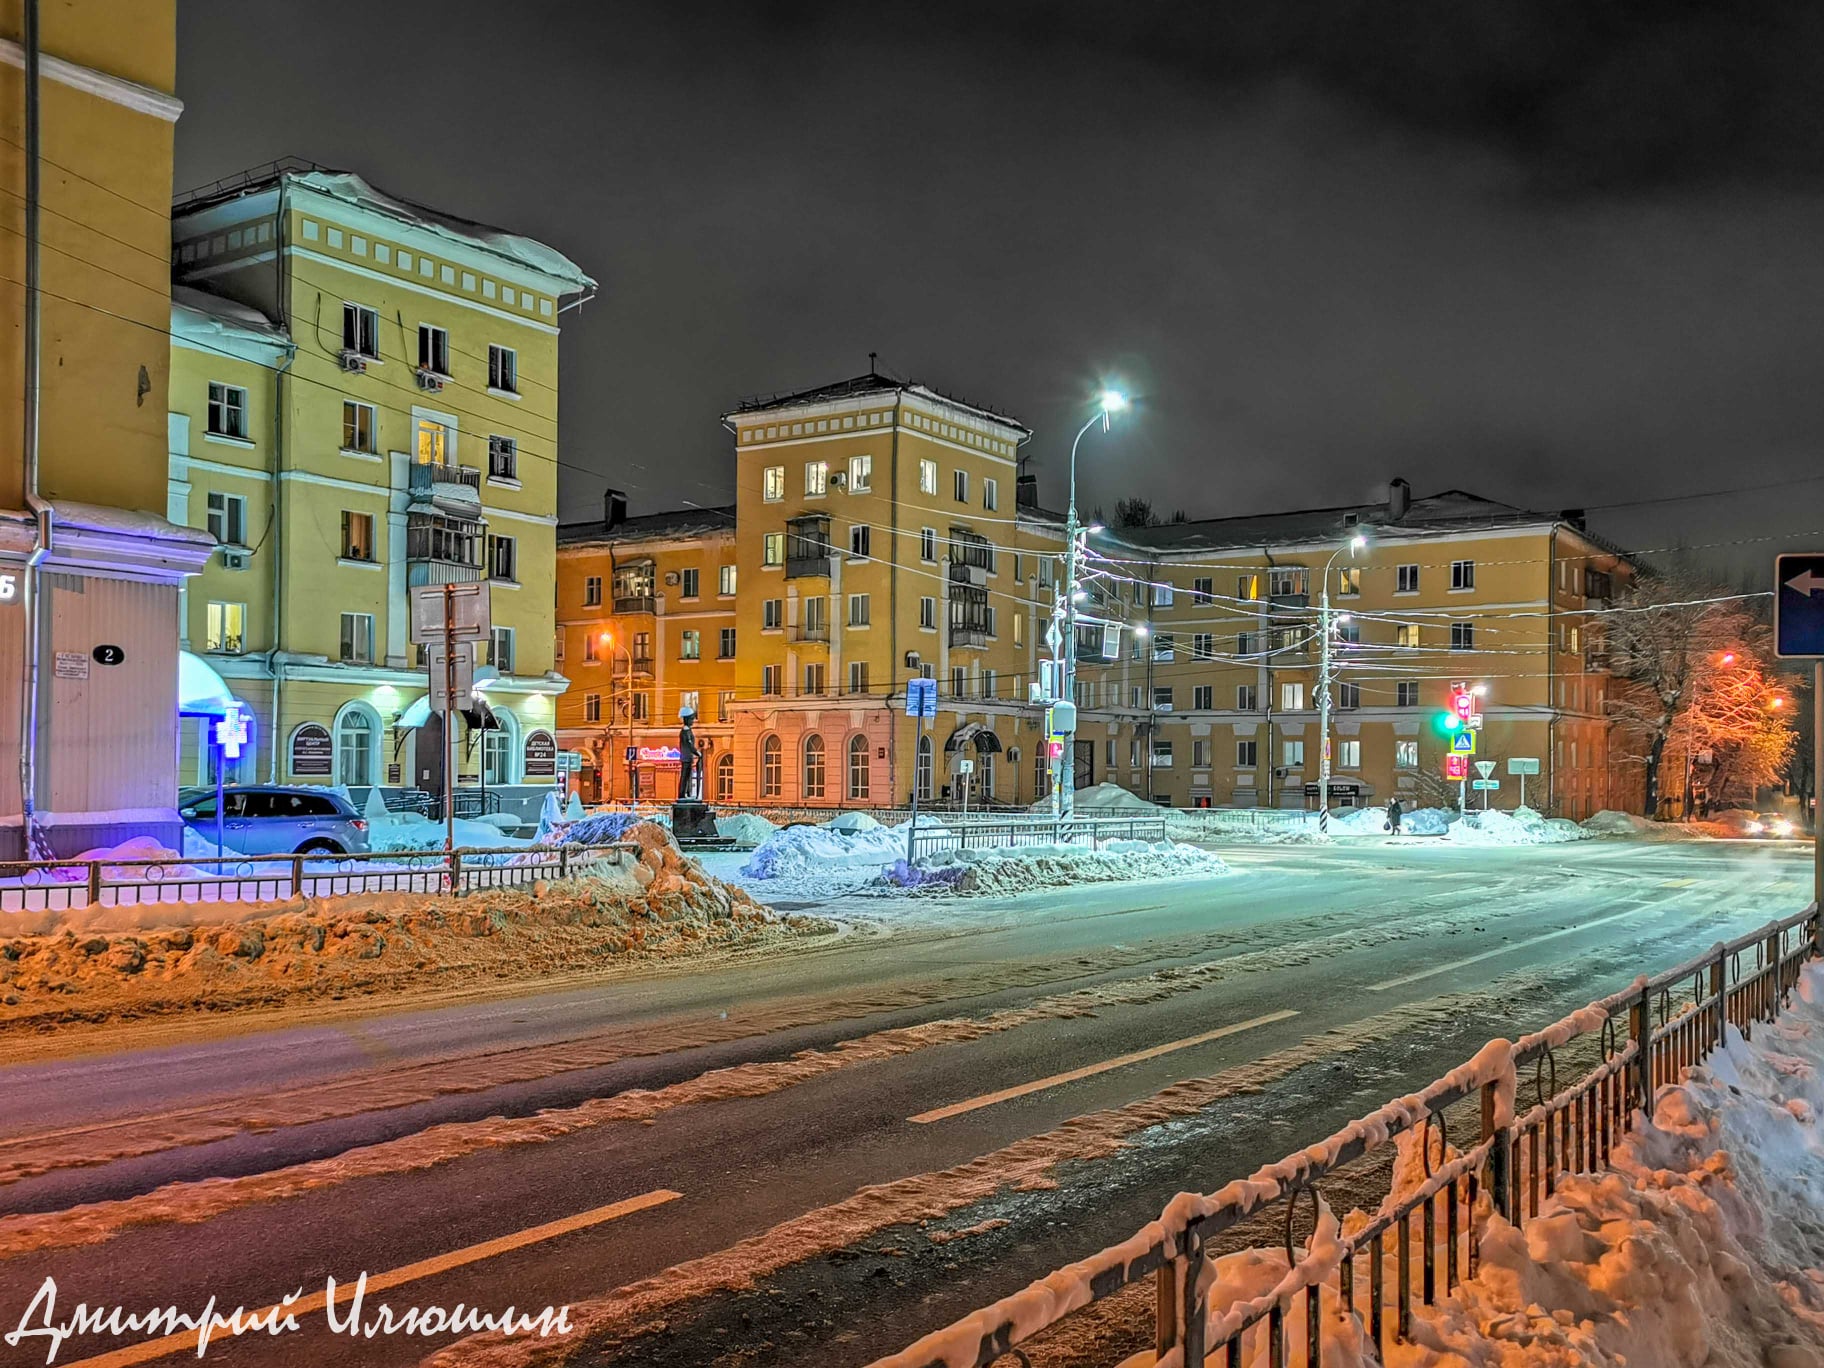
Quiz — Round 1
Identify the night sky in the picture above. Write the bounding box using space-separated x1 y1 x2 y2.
173 2 1824 578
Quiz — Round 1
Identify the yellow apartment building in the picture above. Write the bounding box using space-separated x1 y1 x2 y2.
0 0 216 858
554 494 738 803
166 162 594 805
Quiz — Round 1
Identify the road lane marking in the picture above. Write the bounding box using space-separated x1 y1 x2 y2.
1364 907 1648 992
54 1188 682 1368
908 1010 1299 1124
1660 879 1698 888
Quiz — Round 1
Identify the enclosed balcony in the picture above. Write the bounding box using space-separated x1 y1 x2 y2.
785 513 833 579
406 511 483 587
612 560 655 615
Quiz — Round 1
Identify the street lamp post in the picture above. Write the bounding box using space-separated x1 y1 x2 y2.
1316 534 1367 836
1056 390 1126 821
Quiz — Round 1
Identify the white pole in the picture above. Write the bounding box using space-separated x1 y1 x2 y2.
1318 583 1332 836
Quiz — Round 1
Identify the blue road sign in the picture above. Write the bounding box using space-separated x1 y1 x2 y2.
1450 731 1477 755
1776 554 1824 658
905 676 938 719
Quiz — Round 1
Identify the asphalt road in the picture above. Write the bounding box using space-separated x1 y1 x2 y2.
0 837 1810 1368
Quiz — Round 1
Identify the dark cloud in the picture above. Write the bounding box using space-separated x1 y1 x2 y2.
174 1 1824 583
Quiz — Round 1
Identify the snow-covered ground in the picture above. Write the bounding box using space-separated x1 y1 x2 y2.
1265 805 1589 847
878 839 1230 895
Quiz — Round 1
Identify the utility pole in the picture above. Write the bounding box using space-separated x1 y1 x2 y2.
1317 581 1332 835
442 584 456 853
1057 392 1126 820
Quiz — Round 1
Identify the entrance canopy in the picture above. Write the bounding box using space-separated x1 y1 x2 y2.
178 650 238 717
393 667 498 730
943 722 1003 754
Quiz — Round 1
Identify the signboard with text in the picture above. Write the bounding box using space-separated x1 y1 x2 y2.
290 723 333 777
1444 754 1470 781
523 729 557 778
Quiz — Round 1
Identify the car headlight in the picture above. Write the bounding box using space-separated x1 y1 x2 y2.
1773 821 1793 836
1746 820 1763 833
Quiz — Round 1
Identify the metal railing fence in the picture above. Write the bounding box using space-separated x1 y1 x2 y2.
871 903 1823 1368
0 842 637 913
907 816 1168 861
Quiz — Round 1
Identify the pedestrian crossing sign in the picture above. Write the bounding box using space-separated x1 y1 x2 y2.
1450 732 1477 755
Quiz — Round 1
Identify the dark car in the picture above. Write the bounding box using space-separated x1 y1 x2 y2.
179 785 370 856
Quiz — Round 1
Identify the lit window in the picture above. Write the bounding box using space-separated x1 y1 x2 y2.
342 511 377 562
918 459 937 495
719 564 737 595
848 454 872 491
680 629 700 660
1396 740 1419 767
762 466 785 502
205 601 246 653
805 461 828 496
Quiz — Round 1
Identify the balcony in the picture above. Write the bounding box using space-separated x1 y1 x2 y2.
629 653 654 673
785 553 833 580
408 460 482 516
950 625 989 650
948 560 988 587
613 595 656 616
1268 591 1309 611
405 513 482 587
790 624 831 644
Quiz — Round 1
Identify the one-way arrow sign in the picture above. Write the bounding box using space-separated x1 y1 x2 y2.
1775 553 1824 658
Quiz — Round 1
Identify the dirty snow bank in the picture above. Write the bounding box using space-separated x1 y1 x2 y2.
740 818 949 881
878 840 1230 895
1030 781 1160 815
1447 805 1590 846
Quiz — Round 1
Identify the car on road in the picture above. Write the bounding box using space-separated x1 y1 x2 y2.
1743 812 1799 839
179 785 370 856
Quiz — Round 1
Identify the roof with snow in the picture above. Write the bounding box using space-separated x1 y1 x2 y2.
171 285 292 357
173 159 595 294
557 505 738 548
729 370 1031 437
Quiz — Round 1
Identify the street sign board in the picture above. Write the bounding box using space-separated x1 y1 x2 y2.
557 750 584 773
1450 732 1477 755
410 582 491 645
1444 755 1470 780
1507 757 1540 776
1474 760 1497 778
426 640 476 711
957 757 975 775
1775 553 1824 657
1473 779 1500 791
905 676 938 719
1466 713 1484 731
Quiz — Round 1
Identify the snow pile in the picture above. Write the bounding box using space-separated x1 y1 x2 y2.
1448 806 1590 846
561 811 656 846
1331 805 1453 837
716 812 779 846
55 837 208 882
1582 809 1707 842
1031 782 1160 815
742 821 912 880
824 811 882 833
877 839 1229 896
366 809 530 854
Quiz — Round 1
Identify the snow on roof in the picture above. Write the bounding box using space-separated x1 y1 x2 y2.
729 371 1032 437
557 505 737 547
51 499 216 549
171 286 292 354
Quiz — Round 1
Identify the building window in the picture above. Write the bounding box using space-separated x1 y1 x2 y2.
415 418 449 466
763 598 783 629
850 524 870 559
487 344 518 393
802 735 826 799
341 302 379 358
417 324 449 375
679 690 699 716
1193 684 1213 709
1151 738 1173 768
719 627 736 658
1450 621 1475 650
762 664 783 695
1396 624 1421 648
920 596 936 629
805 460 828 496
953 469 968 503
848 593 870 626
763 532 785 566
1451 560 1476 591
1192 576 1214 604
206 491 246 546
1237 739 1258 767
718 689 736 724
848 454 871 491
951 666 967 698
1397 681 1420 707
1397 564 1420 594
848 735 870 800
1237 684 1257 710
206 382 248 439
982 669 996 699
205 601 246 654
335 707 377 786
1337 567 1361 596
583 634 600 663
1284 739 1305 767
916 734 934 800
342 400 376 453
983 477 997 511
491 625 515 673
1396 740 1419 767
849 660 869 695
488 435 517 480
1337 681 1361 709
680 567 699 598
1154 581 1174 608
803 662 826 695
342 510 376 562
918 458 937 495
1281 682 1305 710
488 534 516 581
631 692 650 721
760 735 782 798
1153 686 1173 710
340 611 374 664
553 630 564 665
1337 620 1361 646
920 527 936 561
680 629 701 660
763 466 785 502
584 575 603 607
584 693 602 722
1237 573 1260 601
1184 632 1209 661
803 596 827 636
1153 633 1174 661
1192 739 1210 768
1269 568 1306 598
715 752 735 801
1339 739 1362 768
719 564 737 595
1237 631 1258 656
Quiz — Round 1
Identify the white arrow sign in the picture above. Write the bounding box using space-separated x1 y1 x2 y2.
1786 570 1824 596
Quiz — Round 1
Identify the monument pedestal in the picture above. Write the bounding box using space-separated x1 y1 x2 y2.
671 800 718 841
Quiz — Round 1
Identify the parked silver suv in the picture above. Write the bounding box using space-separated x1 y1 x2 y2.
178 785 371 856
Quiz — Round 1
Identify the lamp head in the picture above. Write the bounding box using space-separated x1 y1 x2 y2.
1086 523 1106 536
1349 533 1368 552
1100 389 1127 413
1133 623 1149 637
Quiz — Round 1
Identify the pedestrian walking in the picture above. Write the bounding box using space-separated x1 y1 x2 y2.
1386 797 1403 835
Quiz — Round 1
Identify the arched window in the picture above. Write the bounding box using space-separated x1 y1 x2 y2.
847 735 870 801
715 751 735 802
916 734 933 801
802 734 826 800
760 734 782 798
334 704 380 787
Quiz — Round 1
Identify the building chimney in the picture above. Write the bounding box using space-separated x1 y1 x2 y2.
1388 478 1411 521
1016 472 1038 510
604 488 627 531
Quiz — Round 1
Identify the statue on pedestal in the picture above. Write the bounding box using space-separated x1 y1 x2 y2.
677 708 701 803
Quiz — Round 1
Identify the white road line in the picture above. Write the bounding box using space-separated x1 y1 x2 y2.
908 1010 1299 1124
1364 907 1648 992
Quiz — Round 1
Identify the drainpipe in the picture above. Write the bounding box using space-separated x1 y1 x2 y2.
17 0 53 859
267 184 292 782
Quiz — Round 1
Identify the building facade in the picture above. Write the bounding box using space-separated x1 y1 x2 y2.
166 164 593 802
0 1 216 858
554 496 738 802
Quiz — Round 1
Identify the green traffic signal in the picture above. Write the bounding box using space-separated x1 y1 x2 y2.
1434 711 1462 735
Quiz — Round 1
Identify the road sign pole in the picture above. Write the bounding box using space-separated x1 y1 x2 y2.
443 583 457 856
1815 660 1822 927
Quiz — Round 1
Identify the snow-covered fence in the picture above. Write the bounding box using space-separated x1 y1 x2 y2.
1166 807 1319 838
906 815 1168 861
868 902 1824 1368
0 842 638 913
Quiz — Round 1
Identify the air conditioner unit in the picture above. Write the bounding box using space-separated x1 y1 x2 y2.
663 571 681 585
828 472 846 489
415 368 446 393
338 349 368 374
220 549 250 571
